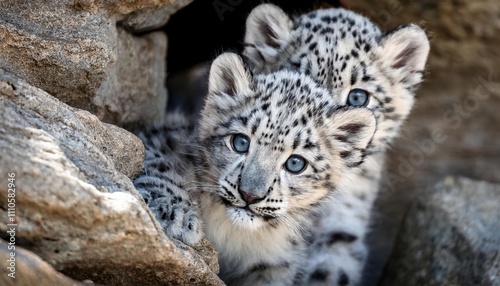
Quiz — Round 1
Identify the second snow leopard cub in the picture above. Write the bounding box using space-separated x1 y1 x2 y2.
243 4 430 285
135 52 377 286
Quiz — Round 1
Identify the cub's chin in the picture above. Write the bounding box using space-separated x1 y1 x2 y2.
225 203 285 230
226 206 266 229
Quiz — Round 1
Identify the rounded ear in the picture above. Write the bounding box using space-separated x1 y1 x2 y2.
243 4 294 72
204 53 253 115
378 24 430 86
208 52 252 97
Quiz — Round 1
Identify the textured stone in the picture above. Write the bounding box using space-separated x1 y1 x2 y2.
0 0 191 126
93 29 168 125
0 241 85 286
120 0 194 32
380 177 500 286
0 69 144 185
0 70 223 286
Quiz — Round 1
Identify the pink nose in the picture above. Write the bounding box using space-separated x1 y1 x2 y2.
241 191 260 204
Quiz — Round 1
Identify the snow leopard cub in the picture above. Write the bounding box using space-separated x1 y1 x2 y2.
134 52 377 285
243 4 430 285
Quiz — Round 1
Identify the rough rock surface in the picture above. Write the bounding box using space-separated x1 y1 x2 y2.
379 177 500 286
0 241 85 286
0 70 223 286
120 0 193 32
0 0 191 126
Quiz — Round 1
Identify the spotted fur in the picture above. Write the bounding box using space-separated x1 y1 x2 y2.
134 113 203 245
134 52 377 285
243 4 430 285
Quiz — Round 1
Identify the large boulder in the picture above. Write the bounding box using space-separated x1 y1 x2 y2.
380 177 500 286
0 0 192 126
0 241 85 286
0 69 223 286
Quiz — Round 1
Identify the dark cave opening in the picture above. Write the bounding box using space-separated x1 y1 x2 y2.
163 0 342 114
165 0 342 74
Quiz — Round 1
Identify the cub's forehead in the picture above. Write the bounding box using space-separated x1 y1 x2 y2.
293 8 381 48
252 71 341 110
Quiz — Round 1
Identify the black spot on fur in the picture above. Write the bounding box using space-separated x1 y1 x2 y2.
362 75 373 82
364 43 372 53
239 116 248 125
341 62 347 72
338 271 349 286
161 211 168 220
305 34 313 44
164 138 175 154
158 162 168 173
321 16 331 22
261 103 269 111
340 151 352 159
334 134 348 143
328 232 357 245
310 269 329 281
376 85 386 94
322 27 334 34
350 69 358 86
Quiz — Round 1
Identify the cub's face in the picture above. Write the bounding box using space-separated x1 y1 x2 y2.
243 4 430 151
197 53 376 229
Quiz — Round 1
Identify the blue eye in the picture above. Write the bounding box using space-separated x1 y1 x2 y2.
231 134 250 153
347 89 369 107
285 155 307 174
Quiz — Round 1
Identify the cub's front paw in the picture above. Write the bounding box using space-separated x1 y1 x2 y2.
149 196 203 246
300 231 367 286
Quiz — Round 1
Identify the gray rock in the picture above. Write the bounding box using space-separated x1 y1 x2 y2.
0 241 86 286
120 0 194 32
93 29 168 125
0 70 223 286
0 0 191 126
379 177 500 286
